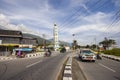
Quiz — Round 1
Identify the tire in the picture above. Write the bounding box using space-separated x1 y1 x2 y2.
92 60 95 62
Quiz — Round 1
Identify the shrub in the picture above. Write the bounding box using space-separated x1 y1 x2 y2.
104 48 120 56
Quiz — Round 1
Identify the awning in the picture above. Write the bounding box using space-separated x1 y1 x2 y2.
14 48 32 51
0 44 19 46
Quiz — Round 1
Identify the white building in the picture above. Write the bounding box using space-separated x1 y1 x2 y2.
53 24 59 51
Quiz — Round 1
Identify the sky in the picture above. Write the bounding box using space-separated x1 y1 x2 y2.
0 0 120 46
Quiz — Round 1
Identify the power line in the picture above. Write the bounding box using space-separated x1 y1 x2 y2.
59 0 109 34
59 0 103 32
99 10 120 38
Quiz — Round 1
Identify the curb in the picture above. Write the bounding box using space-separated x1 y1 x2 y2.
63 57 72 80
102 54 120 62
25 52 44 58
0 57 17 61
0 52 45 61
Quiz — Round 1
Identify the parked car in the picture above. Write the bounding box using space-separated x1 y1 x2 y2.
79 49 96 62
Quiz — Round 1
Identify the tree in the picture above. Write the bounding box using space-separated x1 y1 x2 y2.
91 44 97 49
99 38 116 50
72 40 78 50
86 45 90 48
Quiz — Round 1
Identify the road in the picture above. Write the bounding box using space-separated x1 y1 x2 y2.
0 52 72 80
75 54 120 80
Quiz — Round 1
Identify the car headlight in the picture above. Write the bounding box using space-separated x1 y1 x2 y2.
93 55 96 58
82 55 86 58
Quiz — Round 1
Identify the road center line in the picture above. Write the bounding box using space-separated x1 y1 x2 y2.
26 60 42 68
98 63 116 72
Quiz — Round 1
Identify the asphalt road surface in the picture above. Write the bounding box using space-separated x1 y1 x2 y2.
76 56 120 80
0 52 72 80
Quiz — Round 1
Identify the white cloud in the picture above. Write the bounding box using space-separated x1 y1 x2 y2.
0 0 120 46
58 11 120 45
0 14 9 26
113 0 120 7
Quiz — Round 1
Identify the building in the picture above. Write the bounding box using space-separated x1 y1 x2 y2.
0 29 38 56
53 24 59 51
0 29 22 45
20 37 38 48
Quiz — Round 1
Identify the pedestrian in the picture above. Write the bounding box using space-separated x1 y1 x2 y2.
17 50 21 58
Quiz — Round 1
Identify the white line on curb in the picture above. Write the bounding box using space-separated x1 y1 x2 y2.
64 70 72 74
63 57 72 80
63 77 72 80
65 66 71 69
98 63 116 72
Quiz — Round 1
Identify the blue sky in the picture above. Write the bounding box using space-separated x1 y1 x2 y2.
0 0 120 46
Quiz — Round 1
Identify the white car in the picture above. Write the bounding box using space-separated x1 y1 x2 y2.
79 49 96 62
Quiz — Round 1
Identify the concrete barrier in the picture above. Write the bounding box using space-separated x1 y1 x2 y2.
63 57 72 80
25 52 45 58
102 54 120 62
0 52 45 61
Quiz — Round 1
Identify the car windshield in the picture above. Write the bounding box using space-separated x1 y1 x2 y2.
82 50 92 54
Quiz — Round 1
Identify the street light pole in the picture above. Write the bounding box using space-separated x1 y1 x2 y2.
42 34 46 51
72 34 75 50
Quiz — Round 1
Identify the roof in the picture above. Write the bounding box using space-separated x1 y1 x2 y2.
0 29 22 37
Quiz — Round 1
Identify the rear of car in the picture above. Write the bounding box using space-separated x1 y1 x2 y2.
79 49 96 62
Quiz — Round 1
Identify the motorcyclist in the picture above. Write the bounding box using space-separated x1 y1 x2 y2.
48 48 51 56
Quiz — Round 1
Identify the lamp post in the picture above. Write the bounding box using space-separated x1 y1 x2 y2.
42 34 46 51
72 34 75 50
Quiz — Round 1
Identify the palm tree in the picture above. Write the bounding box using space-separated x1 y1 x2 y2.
99 38 116 50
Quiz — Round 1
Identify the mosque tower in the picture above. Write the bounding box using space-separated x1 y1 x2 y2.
53 23 59 51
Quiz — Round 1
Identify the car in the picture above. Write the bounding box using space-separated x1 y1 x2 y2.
60 47 66 53
79 49 96 62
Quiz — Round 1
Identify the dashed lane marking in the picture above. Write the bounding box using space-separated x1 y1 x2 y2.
98 63 116 73
26 60 42 68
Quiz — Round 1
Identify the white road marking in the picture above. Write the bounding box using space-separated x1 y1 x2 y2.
98 63 116 72
26 60 42 68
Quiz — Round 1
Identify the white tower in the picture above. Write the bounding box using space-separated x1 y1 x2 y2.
53 23 59 51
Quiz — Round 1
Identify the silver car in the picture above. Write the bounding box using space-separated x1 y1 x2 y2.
79 49 96 62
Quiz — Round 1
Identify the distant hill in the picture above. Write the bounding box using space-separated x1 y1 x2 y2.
49 39 71 46
0 27 71 46
22 33 51 45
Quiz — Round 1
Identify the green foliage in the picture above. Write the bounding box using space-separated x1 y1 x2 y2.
99 38 116 50
104 48 120 56
72 40 78 50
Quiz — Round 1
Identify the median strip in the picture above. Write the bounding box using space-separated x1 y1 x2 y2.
63 57 72 80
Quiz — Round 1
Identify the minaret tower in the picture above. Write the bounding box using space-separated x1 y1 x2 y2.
53 23 59 51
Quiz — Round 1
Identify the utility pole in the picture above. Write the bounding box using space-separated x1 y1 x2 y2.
95 37 96 49
94 37 97 50
72 34 75 50
42 34 46 51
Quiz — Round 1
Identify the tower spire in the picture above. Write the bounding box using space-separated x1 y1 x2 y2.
53 23 59 51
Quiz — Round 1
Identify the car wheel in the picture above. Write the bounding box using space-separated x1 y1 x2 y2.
92 60 95 62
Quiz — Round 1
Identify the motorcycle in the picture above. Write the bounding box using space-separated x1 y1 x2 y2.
44 52 51 57
96 54 102 60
